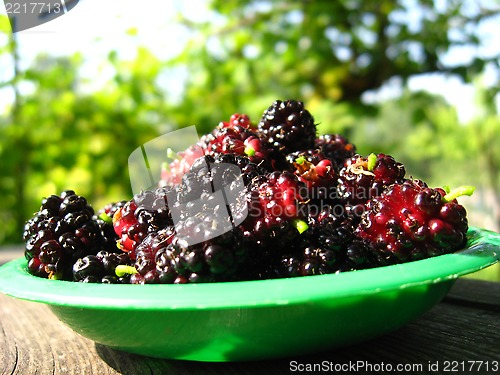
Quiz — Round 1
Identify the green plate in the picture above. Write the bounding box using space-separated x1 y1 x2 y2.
0 227 498 362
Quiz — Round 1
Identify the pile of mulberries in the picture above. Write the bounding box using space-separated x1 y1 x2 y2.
23 99 474 283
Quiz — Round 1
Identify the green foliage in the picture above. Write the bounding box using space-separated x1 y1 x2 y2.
171 0 498 109
0 43 169 243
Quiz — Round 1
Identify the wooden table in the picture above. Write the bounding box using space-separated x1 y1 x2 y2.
1 253 499 374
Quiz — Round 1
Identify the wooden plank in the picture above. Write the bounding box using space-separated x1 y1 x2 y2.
1 280 499 375
445 278 500 309
321 298 500 366
0 295 119 375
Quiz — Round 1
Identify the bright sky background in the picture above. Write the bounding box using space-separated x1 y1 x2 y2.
0 0 499 122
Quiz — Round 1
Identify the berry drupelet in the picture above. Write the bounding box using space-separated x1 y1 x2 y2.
131 154 262 284
237 171 311 278
273 208 376 278
243 171 309 235
161 115 271 186
170 154 266 227
199 153 267 188
220 113 253 130
200 124 252 155
129 218 246 284
129 226 176 284
161 144 206 186
275 225 350 278
201 124 272 167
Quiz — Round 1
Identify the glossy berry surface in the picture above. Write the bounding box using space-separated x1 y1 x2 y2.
338 153 406 219
73 251 132 283
161 144 206 186
223 113 253 129
315 134 356 170
244 171 308 233
356 179 468 265
113 188 174 256
94 201 126 252
24 191 102 280
258 99 316 153
286 150 338 202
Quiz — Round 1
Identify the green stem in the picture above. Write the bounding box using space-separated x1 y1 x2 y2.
295 156 306 165
161 161 170 173
367 153 377 171
166 148 181 161
292 219 309 234
244 146 256 157
98 212 113 224
115 265 138 277
442 186 475 203
48 272 63 280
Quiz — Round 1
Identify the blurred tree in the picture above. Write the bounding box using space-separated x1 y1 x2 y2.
464 82 500 228
0 21 166 243
171 0 498 117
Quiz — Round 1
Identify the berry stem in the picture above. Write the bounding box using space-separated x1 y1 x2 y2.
166 148 181 161
98 212 113 224
48 272 63 280
442 186 475 203
115 265 138 277
295 156 306 165
367 153 377 172
292 219 309 234
244 146 256 157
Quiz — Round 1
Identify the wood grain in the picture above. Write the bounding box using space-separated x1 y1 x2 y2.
1 279 499 375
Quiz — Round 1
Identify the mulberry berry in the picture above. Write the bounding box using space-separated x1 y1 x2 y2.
355 180 472 265
113 187 174 256
286 150 338 203
73 251 132 283
315 134 356 170
258 99 316 153
338 153 406 220
24 191 102 280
